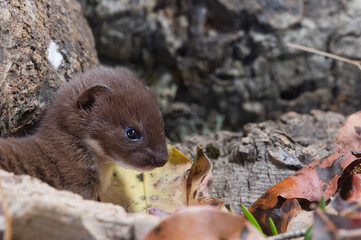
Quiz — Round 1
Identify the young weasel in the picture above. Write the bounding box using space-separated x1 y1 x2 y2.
0 67 168 200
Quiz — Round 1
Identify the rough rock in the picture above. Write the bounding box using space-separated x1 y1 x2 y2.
174 110 345 213
0 170 160 240
77 0 361 141
0 0 98 137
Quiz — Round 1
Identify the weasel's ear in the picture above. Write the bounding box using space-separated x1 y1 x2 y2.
77 85 112 111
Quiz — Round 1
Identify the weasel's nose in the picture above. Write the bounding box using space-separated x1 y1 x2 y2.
151 152 168 167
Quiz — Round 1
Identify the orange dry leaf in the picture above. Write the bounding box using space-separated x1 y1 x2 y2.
249 111 361 234
249 152 358 234
143 206 266 240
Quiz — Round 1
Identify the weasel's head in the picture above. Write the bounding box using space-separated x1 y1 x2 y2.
49 67 168 171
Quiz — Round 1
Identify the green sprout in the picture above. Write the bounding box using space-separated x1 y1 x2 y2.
304 226 312 240
268 217 278 236
225 204 234 214
241 203 263 234
318 196 326 211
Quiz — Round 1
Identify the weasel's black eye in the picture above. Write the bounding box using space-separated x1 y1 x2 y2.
125 128 140 141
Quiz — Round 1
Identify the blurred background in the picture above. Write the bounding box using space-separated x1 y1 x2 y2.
65 0 361 141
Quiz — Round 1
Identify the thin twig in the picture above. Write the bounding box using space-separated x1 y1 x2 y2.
286 42 361 71
267 228 308 240
0 176 12 240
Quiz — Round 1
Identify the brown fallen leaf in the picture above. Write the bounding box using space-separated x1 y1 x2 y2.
335 111 361 154
186 146 213 205
249 110 361 234
198 172 213 198
143 206 266 240
249 152 358 234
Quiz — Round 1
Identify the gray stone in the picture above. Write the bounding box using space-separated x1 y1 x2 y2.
0 0 98 137
256 0 304 29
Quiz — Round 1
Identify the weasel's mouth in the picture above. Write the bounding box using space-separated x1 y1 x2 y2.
127 163 155 172
105 152 164 171
116 157 156 172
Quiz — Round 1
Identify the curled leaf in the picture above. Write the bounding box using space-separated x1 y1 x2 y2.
186 146 213 205
100 145 218 213
99 145 192 212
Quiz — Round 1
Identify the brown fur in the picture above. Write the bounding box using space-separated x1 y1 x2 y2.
0 67 168 199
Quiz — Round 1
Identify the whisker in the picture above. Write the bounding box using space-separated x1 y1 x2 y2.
112 178 119 185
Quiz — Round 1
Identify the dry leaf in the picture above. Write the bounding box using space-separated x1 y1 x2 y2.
100 145 218 213
249 111 361 234
186 146 213 205
144 145 192 212
143 206 266 240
